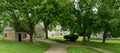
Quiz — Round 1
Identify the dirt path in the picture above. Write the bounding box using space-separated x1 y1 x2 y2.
40 40 69 53
40 40 114 53
73 45 114 53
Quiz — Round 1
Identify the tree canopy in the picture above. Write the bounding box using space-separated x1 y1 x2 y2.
0 0 120 44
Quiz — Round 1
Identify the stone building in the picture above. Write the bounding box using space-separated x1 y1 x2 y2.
3 26 30 42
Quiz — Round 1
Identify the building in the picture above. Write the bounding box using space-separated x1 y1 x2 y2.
3 24 70 41
90 34 103 40
54 26 70 36
3 26 30 42
90 32 111 40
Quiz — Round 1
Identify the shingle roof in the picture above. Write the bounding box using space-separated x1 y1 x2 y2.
4 26 15 31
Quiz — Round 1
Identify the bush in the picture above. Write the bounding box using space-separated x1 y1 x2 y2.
64 35 78 41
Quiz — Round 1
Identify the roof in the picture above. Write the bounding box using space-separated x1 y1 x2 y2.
3 26 15 31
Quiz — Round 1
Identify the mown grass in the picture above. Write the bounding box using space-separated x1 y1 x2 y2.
0 39 50 53
88 38 120 53
50 36 120 53
0 33 3 38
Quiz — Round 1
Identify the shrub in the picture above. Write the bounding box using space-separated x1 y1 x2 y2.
64 35 78 41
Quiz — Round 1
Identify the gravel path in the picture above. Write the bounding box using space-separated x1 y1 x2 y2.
74 45 114 53
40 40 69 53
40 40 114 53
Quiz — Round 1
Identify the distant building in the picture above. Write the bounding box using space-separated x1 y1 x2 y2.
54 26 70 36
90 32 111 40
43 25 70 36
90 34 103 40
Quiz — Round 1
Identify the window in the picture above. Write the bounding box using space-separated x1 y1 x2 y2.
4 33 7 37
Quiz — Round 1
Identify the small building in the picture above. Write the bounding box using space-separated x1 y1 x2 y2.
54 26 70 36
3 26 30 42
90 34 103 40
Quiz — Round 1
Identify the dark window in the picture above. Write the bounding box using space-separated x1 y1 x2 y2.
4 33 7 37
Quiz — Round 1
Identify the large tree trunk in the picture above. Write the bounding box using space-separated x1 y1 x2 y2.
43 21 49 39
87 35 90 41
82 24 87 44
43 11 51 39
29 33 33 43
103 27 108 44
29 21 34 43
45 27 48 39
82 33 87 44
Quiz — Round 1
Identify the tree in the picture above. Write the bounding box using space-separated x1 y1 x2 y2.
97 0 119 43
58 0 97 44
2 0 42 42
109 0 120 37
35 0 60 39
71 0 97 44
57 0 80 35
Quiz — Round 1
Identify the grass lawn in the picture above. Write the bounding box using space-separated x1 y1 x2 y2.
88 38 120 53
0 39 50 53
0 33 3 39
50 36 120 53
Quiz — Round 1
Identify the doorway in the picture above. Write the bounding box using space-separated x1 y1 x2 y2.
18 34 22 42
